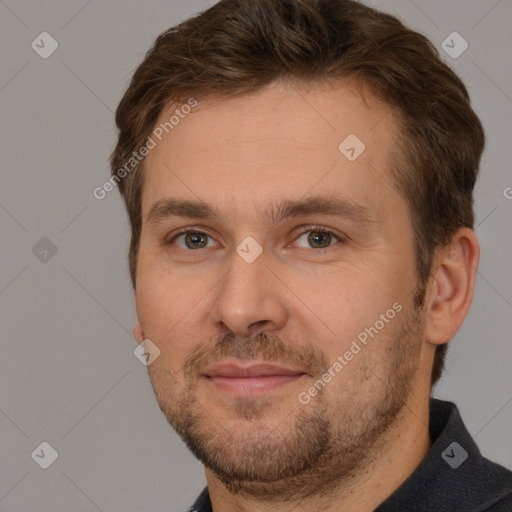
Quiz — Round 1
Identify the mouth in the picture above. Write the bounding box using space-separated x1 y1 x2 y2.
202 362 308 396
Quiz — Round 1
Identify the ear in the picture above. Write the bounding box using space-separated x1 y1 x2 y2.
424 227 480 345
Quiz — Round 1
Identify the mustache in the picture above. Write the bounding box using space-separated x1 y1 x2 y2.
183 331 330 381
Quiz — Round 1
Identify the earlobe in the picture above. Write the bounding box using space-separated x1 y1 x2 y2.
133 288 144 343
133 321 144 343
424 228 480 346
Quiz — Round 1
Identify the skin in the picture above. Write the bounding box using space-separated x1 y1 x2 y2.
133 80 479 512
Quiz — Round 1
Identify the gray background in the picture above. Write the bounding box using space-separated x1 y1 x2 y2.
1 1 511 511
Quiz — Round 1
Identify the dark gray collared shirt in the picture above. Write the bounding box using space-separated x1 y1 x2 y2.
188 398 512 511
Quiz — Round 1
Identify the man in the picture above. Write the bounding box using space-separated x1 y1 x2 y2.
110 0 512 510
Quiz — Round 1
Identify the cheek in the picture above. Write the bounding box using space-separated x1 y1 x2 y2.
135 253 211 356
294 265 403 359
137 245 190 309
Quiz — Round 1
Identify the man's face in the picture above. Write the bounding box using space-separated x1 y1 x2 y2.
135 80 428 497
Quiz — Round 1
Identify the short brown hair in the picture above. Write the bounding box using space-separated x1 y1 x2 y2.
110 0 485 386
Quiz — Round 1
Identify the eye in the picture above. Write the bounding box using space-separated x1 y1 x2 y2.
169 230 217 250
293 227 344 250
166 226 344 252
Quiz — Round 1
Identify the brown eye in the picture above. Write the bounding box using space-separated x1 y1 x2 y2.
170 231 215 250
184 232 208 249
307 231 332 248
294 229 340 250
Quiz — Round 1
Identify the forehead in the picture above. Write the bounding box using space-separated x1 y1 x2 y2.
141 80 402 222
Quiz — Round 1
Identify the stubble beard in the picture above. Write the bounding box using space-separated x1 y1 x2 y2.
147 291 426 502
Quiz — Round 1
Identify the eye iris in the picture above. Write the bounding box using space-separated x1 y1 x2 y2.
185 232 208 249
308 231 331 248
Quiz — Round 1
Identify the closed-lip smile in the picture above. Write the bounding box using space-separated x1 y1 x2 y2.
202 361 307 395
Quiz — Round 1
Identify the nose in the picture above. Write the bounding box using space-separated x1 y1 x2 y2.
208 246 288 338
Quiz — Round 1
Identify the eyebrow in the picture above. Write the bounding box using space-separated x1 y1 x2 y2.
146 195 378 228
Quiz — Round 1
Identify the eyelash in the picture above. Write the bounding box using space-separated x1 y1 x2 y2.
166 225 345 253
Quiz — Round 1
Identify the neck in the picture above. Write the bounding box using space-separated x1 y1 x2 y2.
205 396 431 512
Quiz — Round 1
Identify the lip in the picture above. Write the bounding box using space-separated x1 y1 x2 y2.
203 362 306 378
202 362 307 396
